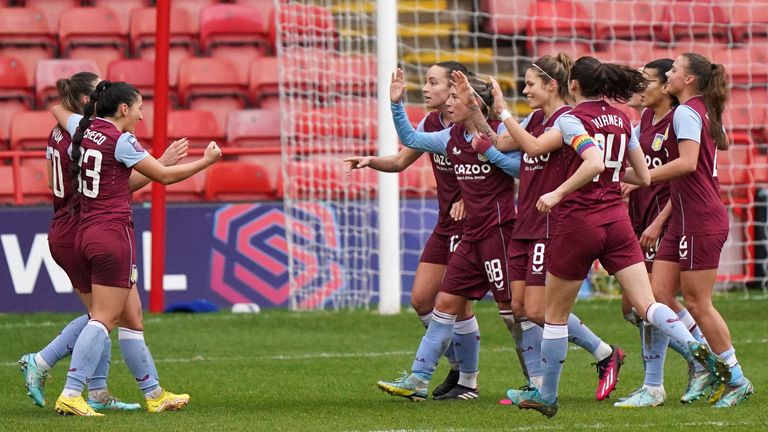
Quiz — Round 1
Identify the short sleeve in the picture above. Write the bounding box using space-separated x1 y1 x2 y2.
66 114 83 137
115 132 149 168
416 116 427 133
553 114 588 146
518 113 533 130
672 105 703 144
496 121 508 135
628 126 640 151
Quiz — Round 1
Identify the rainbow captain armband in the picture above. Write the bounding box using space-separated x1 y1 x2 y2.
570 134 596 156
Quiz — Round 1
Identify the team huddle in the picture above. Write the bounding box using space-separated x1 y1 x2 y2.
345 52 754 416
18 74 222 416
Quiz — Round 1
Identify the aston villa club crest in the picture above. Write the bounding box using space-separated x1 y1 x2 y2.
651 133 664 151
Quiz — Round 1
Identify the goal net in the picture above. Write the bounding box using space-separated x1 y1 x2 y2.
278 0 768 310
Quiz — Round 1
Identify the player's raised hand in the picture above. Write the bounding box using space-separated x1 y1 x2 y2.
157 138 189 167
536 190 563 213
489 77 508 115
343 156 373 174
451 70 476 107
390 68 406 103
203 141 222 165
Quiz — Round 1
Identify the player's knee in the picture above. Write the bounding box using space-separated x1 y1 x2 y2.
410 298 434 316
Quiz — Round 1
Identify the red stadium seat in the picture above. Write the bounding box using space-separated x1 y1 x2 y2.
168 0 214 26
729 86 768 143
58 7 129 76
399 153 437 198
293 99 377 155
727 43 768 86
754 154 768 185
133 173 206 203
19 161 51 205
129 7 198 88
664 1 729 43
107 59 154 94
92 0 149 29
10 110 54 150
480 0 531 36
167 109 224 148
717 147 753 200
328 54 376 96
527 1 592 52
269 4 336 50
177 57 248 131
591 0 668 43
35 59 101 108
531 40 593 61
248 56 279 106
0 6 57 86
22 0 80 29
596 40 657 67
227 109 281 149
233 0 275 26
730 0 768 42
0 57 34 147
0 166 15 205
238 153 282 197
205 161 275 201
405 105 428 127
200 4 270 83
286 156 377 200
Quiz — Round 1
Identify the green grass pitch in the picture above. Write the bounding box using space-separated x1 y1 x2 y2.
1 295 766 431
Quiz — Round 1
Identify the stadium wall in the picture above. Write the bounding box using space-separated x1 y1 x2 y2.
0 200 437 313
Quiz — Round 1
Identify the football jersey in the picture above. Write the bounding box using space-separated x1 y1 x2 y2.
66 116 149 227
667 96 729 236
46 126 79 245
628 108 676 234
446 122 517 242
419 111 462 236
553 100 635 234
512 105 572 240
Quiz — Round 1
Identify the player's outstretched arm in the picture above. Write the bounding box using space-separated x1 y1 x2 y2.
471 134 521 178
132 141 221 185
344 147 423 174
128 138 190 191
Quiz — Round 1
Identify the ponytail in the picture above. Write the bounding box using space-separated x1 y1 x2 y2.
531 52 573 102
55 72 98 113
70 80 112 194
682 53 729 150
467 76 494 117
570 56 647 102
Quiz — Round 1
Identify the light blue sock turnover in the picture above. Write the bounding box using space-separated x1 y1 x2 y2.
520 320 543 381
88 337 111 391
539 323 568 404
412 309 456 382
62 320 109 394
118 327 161 395
643 323 668 387
646 303 695 347
38 314 90 370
